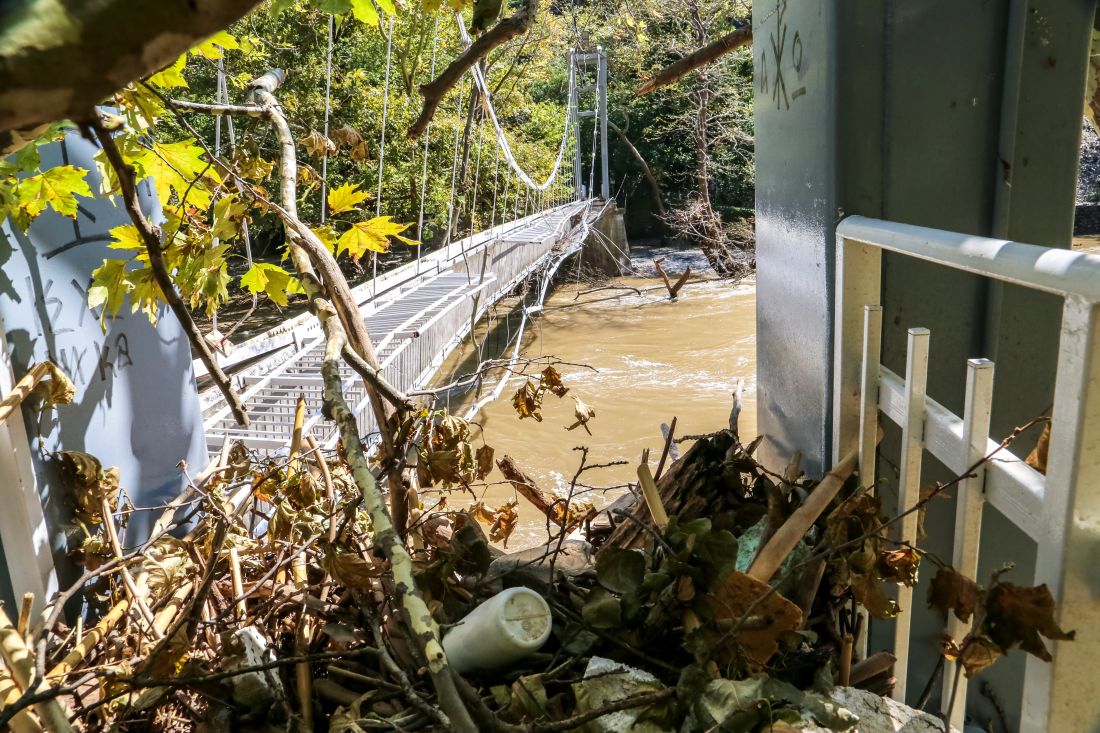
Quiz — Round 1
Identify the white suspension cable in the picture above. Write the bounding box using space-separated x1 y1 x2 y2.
455 15 574 192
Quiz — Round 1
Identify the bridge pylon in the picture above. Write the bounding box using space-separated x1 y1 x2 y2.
572 47 610 201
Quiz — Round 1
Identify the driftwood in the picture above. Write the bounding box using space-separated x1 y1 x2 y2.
653 257 691 300
603 431 753 550
496 455 593 530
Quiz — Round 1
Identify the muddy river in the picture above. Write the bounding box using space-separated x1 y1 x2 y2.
431 245 757 549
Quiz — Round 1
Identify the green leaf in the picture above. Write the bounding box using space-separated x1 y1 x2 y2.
349 0 379 24
135 139 217 208
270 0 298 15
107 224 144 251
127 266 163 324
88 259 133 329
596 549 645 595
327 181 370 214
16 165 92 221
191 31 239 60
581 587 622 630
240 263 297 307
318 0 354 14
210 194 247 240
336 215 418 260
374 0 396 14
148 54 189 89
311 225 338 254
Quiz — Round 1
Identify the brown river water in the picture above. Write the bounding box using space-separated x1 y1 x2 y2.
431 246 757 549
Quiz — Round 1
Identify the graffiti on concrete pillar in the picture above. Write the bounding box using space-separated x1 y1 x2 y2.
756 0 807 110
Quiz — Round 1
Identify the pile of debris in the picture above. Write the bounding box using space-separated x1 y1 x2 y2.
0 388 1066 732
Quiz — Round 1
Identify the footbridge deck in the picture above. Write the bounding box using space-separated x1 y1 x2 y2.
196 200 604 455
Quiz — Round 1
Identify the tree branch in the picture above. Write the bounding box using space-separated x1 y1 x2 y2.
86 115 250 427
608 121 666 217
634 24 752 97
0 0 262 151
407 2 540 140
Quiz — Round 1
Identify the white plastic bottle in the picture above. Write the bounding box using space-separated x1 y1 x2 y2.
442 587 553 673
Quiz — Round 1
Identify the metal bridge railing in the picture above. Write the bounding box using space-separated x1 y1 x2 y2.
832 216 1100 732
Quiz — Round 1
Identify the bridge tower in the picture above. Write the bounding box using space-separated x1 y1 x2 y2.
572 48 610 201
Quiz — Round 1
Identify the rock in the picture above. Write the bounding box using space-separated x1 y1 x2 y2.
571 657 669 733
793 687 961 733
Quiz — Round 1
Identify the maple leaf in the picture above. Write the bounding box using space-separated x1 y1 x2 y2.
240 263 298 307
190 31 239 60
327 182 370 214
928 566 981 623
337 216 418 260
311 225 338 254
148 54 189 89
16 165 92 221
135 139 218 208
88 259 134 329
107 224 144 252
299 129 335 159
349 0 378 25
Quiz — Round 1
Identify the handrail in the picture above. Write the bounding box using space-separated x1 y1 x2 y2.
838 215 1100 301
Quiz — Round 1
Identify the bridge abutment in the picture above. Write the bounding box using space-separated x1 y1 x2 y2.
582 202 631 276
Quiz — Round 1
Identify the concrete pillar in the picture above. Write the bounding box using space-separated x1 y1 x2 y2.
753 1 1093 727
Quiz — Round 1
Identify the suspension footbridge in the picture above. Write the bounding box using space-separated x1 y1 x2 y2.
195 35 621 455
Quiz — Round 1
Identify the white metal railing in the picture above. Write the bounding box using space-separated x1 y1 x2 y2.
832 216 1100 732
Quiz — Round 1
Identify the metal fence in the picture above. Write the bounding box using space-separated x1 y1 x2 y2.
832 216 1100 732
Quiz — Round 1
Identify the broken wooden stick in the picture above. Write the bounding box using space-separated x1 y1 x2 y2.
0 362 74 424
636 450 670 532
0 607 74 733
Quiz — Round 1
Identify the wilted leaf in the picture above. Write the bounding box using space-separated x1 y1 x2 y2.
512 380 542 421
959 636 1003 677
984 581 1075 663
928 566 981 623
322 545 378 590
475 444 495 479
566 396 595 435
299 129 336 158
540 365 568 397
880 547 920 587
30 362 75 409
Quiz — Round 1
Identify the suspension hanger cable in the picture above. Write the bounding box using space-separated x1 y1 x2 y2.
416 15 441 263
443 74 467 248
320 14 335 224
373 13 396 294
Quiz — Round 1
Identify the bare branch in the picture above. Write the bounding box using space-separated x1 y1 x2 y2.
635 25 752 97
407 2 540 140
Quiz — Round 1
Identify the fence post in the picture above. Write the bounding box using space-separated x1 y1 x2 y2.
943 357 994 728
832 235 882 466
1022 295 1100 732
